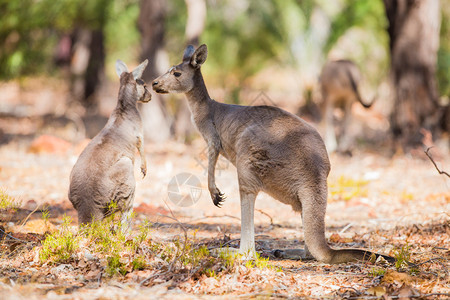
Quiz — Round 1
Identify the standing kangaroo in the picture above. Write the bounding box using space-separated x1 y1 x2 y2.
69 59 151 227
320 60 375 153
152 45 394 264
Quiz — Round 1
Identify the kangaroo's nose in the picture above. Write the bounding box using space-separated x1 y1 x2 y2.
152 81 158 86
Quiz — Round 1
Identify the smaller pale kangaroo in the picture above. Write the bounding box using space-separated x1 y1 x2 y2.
69 59 151 227
320 60 375 153
152 45 394 264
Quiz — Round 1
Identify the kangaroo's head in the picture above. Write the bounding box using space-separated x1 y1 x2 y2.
152 44 207 94
115 59 152 103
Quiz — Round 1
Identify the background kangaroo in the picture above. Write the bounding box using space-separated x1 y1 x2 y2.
69 59 151 227
320 60 375 154
152 45 394 264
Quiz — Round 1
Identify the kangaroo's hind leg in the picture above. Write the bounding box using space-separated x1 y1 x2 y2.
108 156 136 232
238 189 257 257
272 195 315 261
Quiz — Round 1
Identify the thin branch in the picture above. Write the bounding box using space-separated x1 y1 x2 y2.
0 227 28 243
185 214 240 223
256 209 273 225
237 292 290 299
139 271 168 286
160 199 188 271
424 147 450 178
416 257 446 266
344 293 450 300
19 205 41 228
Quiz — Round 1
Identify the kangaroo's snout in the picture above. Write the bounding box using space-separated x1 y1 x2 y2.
152 79 168 94
139 89 152 103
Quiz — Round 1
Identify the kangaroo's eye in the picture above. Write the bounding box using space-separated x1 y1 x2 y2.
173 72 182 77
136 78 145 85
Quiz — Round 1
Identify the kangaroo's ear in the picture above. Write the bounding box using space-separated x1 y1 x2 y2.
183 45 195 62
115 60 129 77
190 44 207 68
132 59 148 79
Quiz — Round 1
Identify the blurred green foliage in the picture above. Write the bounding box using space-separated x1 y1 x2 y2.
0 0 115 78
0 0 448 97
324 0 387 54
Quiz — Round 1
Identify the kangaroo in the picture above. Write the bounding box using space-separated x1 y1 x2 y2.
152 44 394 264
320 60 375 154
69 59 151 228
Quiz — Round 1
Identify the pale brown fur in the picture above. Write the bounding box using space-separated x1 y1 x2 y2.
152 45 394 264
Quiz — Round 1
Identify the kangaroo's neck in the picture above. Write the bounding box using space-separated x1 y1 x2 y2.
115 85 139 117
185 71 215 129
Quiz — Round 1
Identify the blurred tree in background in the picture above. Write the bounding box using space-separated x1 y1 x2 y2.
0 0 448 144
0 0 114 112
384 0 442 149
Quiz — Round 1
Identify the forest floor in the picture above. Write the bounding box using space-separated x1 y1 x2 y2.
0 137 449 299
0 78 449 299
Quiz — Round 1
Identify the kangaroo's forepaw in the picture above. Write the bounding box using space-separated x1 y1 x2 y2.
212 191 226 207
141 166 147 178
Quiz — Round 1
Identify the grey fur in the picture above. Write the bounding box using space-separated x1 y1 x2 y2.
69 59 151 227
152 45 394 264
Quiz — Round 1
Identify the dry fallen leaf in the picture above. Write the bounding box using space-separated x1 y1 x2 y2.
329 233 353 244
366 285 386 297
382 270 417 285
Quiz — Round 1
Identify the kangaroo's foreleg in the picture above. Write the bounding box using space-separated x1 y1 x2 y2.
137 135 147 178
207 143 225 207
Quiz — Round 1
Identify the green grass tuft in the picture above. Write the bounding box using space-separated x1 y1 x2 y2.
39 215 79 263
0 188 21 211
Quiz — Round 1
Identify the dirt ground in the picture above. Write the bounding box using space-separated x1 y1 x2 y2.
0 136 449 299
0 79 449 299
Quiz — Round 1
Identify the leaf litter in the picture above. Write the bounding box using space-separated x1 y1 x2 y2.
0 139 449 299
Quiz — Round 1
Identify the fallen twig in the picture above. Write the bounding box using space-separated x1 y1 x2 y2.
424 147 450 178
416 257 446 266
237 292 290 298
19 205 42 229
345 293 450 299
256 209 274 225
0 227 28 243
185 214 240 223
161 199 189 273
140 271 169 286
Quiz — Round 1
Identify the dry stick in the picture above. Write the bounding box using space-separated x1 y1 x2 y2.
424 147 450 178
185 214 240 223
237 292 290 299
139 271 169 286
346 293 450 300
256 209 273 225
140 200 189 286
18 204 44 230
416 257 446 266
0 227 28 243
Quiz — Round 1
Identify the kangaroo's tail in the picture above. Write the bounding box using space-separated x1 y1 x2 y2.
346 69 373 108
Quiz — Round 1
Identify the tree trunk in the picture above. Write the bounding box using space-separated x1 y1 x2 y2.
69 28 105 115
173 0 206 142
383 0 441 148
185 0 206 46
138 0 172 142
